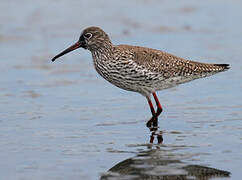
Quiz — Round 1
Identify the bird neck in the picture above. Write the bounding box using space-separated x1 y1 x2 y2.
91 43 114 62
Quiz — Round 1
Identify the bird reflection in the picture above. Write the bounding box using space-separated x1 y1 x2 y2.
149 130 163 144
100 148 230 180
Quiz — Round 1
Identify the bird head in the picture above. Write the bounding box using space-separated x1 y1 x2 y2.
51 26 111 62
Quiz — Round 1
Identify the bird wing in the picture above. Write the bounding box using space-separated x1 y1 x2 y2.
116 45 229 78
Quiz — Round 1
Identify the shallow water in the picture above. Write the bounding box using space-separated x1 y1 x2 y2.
0 0 242 179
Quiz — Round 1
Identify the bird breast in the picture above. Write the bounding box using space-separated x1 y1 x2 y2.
91 51 163 96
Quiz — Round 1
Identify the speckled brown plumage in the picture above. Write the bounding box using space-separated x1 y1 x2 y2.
51 26 230 132
117 45 228 76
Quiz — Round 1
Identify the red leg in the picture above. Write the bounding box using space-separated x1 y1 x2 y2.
147 97 156 117
147 93 164 143
151 92 163 127
152 92 163 117
146 97 156 128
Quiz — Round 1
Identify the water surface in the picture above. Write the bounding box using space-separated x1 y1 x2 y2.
0 0 242 179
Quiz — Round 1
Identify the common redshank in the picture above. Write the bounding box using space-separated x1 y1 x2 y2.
51 26 229 130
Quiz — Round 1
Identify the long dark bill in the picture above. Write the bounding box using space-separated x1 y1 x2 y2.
51 41 81 62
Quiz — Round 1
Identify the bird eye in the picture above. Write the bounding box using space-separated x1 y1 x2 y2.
84 33 92 39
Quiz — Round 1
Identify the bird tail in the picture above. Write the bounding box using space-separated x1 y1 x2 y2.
213 64 230 71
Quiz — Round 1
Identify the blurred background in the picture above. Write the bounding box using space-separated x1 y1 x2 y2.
0 0 242 179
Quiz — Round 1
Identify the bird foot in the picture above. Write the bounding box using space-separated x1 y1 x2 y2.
146 116 158 131
146 121 152 128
